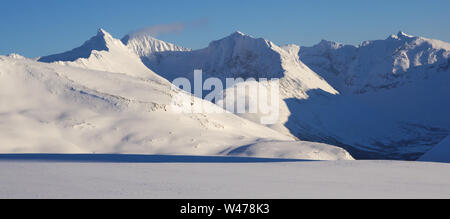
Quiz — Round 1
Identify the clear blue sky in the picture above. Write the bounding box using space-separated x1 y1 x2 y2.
1 0 449 57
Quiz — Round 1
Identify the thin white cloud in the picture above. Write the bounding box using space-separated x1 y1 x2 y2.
129 18 208 37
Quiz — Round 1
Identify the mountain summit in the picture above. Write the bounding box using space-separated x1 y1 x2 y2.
143 31 337 97
38 29 160 78
39 28 112 63
389 31 415 40
299 32 450 93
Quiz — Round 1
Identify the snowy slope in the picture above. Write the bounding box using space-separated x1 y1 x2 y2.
1 158 450 198
419 135 450 163
122 33 190 58
143 31 337 99
269 32 450 160
0 54 354 160
8 28 450 160
140 31 338 136
283 77 450 160
227 141 354 160
39 29 158 78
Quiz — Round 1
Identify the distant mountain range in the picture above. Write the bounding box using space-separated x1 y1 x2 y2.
4 28 450 160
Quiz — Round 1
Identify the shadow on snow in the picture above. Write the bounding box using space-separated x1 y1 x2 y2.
0 154 313 163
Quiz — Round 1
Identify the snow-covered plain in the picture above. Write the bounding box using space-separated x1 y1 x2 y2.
0 156 449 198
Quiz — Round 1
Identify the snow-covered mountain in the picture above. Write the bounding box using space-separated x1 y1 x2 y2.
283 79 450 160
280 32 450 159
0 29 355 161
298 31 450 93
138 31 338 135
122 33 190 57
4 28 450 161
142 31 337 98
116 30 450 160
39 29 157 78
3 159 450 198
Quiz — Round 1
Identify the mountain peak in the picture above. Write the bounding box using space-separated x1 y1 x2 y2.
226 31 252 39
121 33 155 45
97 28 109 36
318 39 335 45
233 31 246 36
97 28 106 34
388 31 414 40
397 31 413 38
39 29 112 63
95 28 115 40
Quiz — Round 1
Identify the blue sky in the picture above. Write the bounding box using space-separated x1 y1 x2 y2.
1 0 449 57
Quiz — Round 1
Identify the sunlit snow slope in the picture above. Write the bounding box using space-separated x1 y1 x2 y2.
1 159 449 198
9 28 450 161
286 32 450 159
131 31 338 136
135 31 450 160
0 29 354 160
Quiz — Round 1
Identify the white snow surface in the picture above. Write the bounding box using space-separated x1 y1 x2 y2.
419 135 450 163
39 29 158 78
142 31 338 137
5 28 450 160
144 31 338 99
0 159 449 198
0 54 354 160
141 31 450 160
227 141 353 160
298 31 450 93
280 32 450 159
122 33 190 57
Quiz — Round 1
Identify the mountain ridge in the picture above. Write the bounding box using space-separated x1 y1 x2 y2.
18 29 450 160
1 54 357 160
122 33 190 58
298 31 450 93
